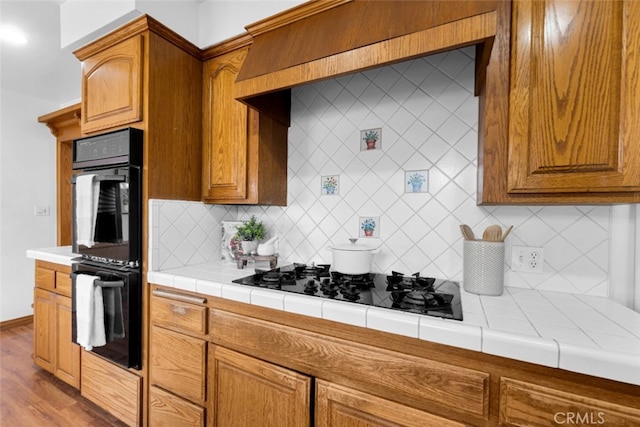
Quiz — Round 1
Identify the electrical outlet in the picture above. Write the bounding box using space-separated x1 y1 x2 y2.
511 246 544 274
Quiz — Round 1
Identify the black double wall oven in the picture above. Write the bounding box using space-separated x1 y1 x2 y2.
70 127 143 370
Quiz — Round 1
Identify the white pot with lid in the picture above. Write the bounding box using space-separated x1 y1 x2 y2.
327 238 381 275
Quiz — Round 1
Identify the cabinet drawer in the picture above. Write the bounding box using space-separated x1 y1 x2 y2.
316 380 464 427
151 289 207 335
35 267 55 291
149 385 205 427
150 326 207 404
81 351 141 427
55 271 72 297
499 378 640 426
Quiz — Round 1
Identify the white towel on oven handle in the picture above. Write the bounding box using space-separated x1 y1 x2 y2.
75 174 100 248
75 274 106 350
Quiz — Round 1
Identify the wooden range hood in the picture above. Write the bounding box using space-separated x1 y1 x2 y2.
234 0 503 104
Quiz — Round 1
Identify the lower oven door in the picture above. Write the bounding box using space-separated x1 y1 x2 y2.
71 262 141 370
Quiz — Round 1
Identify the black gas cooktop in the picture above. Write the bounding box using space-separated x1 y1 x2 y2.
232 263 463 321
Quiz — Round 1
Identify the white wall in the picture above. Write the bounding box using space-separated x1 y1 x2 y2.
198 1 306 46
60 0 138 49
60 0 305 50
0 89 58 322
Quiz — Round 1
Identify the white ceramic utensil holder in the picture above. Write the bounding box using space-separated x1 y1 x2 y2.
463 240 505 296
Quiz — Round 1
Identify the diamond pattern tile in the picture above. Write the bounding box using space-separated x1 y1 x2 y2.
149 48 614 297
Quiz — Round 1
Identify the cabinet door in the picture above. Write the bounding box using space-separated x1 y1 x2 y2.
81 35 143 133
508 0 640 194
209 345 311 427
33 288 55 372
53 294 80 388
316 380 465 427
150 326 207 404
202 48 250 202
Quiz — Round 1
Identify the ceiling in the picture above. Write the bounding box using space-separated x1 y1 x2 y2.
1 0 81 105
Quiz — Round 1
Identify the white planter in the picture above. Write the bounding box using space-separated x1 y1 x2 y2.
241 240 258 255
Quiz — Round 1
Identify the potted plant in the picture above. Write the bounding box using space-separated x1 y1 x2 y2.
360 218 376 237
363 129 379 149
407 172 425 192
234 215 265 255
322 176 338 195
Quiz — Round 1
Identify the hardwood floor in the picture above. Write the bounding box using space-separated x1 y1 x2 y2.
0 322 128 427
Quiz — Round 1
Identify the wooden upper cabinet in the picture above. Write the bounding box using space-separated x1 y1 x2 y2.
508 0 640 194
203 48 250 202
202 43 288 205
80 35 143 133
37 104 81 246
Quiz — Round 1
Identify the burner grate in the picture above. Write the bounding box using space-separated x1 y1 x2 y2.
232 264 463 321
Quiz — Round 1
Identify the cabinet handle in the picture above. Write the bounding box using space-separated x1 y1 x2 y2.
152 288 206 305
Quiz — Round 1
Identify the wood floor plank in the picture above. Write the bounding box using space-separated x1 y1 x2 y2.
0 322 127 426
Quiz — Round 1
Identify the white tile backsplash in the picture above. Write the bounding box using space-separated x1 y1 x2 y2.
150 47 616 297
149 199 236 270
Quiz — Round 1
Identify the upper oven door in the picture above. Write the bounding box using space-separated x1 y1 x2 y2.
72 166 141 265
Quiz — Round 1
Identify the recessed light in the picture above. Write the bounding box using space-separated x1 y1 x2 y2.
0 25 28 45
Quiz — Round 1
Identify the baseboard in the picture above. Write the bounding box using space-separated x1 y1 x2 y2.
0 315 33 330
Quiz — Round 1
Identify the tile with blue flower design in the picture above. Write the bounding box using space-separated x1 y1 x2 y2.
359 216 379 238
321 175 339 196
405 170 428 193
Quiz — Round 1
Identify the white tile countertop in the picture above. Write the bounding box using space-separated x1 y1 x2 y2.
26 247 640 386
147 262 640 387
26 246 80 266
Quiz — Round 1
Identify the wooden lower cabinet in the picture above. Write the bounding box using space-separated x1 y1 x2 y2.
144 286 640 427
32 262 80 389
316 380 464 427
81 351 142 427
499 378 640 427
208 345 312 427
149 287 209 425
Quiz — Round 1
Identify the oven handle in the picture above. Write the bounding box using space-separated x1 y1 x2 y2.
71 272 125 288
70 175 127 183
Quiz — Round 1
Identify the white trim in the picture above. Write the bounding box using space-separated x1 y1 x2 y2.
634 205 640 312
609 205 636 310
